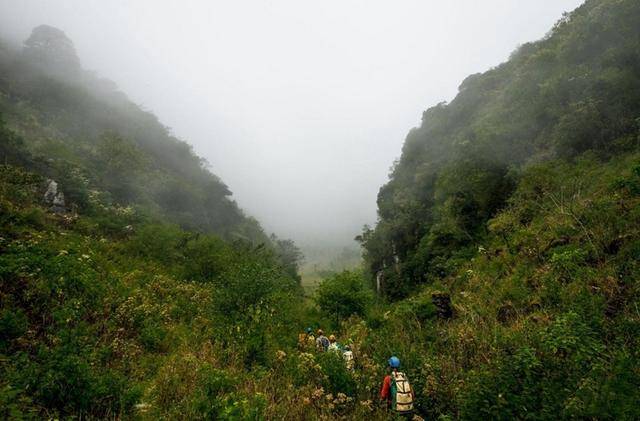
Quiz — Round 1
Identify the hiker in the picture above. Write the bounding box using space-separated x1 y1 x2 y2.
306 328 316 349
298 327 314 350
316 329 329 352
342 345 355 371
380 356 414 416
328 334 341 352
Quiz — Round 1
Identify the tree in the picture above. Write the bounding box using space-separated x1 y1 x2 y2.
94 132 148 203
362 0 640 299
315 270 372 326
23 25 80 78
269 234 303 282
0 116 31 166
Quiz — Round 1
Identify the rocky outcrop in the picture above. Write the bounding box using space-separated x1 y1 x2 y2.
431 292 453 319
43 179 66 213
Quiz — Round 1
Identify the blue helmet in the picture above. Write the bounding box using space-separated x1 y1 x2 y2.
305 327 312 334
388 356 400 368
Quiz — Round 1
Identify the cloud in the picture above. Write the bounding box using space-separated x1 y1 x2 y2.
0 0 584 248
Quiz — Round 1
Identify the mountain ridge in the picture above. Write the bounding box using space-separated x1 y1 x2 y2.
0 24 268 243
361 0 640 299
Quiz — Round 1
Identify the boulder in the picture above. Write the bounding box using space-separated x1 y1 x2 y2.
431 292 453 319
43 179 66 213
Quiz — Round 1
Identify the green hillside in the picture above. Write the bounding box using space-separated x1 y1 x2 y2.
353 0 640 418
0 158 304 419
355 153 640 418
0 25 265 242
2 0 640 419
360 0 640 299
0 25 309 420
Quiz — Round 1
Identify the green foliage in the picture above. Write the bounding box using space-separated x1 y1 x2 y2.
0 162 302 418
0 309 28 352
0 385 36 420
317 352 357 396
2 1 640 419
270 234 304 282
93 132 148 204
0 30 270 243
315 270 372 326
362 0 640 298
352 152 640 420
393 294 438 324
0 117 32 167
145 356 266 420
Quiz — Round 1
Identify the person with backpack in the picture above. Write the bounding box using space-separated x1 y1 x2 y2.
328 334 341 352
315 329 329 352
380 356 414 416
305 327 316 349
342 345 355 371
298 327 315 351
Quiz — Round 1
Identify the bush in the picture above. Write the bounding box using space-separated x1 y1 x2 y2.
315 271 373 327
0 308 28 352
0 384 37 420
393 294 438 323
317 352 357 397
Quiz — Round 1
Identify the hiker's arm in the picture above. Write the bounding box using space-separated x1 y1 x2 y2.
379 376 390 400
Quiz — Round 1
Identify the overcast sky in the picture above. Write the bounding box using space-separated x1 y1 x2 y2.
0 0 584 248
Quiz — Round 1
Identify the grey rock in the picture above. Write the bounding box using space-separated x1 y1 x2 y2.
43 179 67 213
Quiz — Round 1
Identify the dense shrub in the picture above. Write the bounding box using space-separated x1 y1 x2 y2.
361 0 640 298
314 270 373 327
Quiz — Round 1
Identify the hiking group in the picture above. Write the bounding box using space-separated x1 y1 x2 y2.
298 328 415 417
298 328 354 370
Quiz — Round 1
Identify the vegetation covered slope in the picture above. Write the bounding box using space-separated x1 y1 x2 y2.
352 153 640 419
0 26 313 419
0 119 372 420
343 0 640 417
359 0 640 299
0 159 304 419
3 1 640 419
0 25 266 241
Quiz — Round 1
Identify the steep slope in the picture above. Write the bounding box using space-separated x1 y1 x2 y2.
351 153 640 418
349 0 640 417
360 0 640 299
0 158 304 419
0 25 266 242
0 30 307 418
